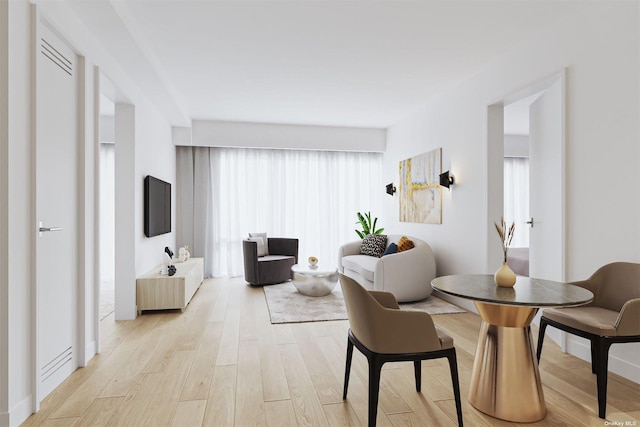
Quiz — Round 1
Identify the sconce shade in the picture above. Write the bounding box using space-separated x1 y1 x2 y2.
386 183 396 196
439 170 454 188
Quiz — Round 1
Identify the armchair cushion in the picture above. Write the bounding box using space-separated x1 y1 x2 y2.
397 236 415 252
341 255 377 282
248 236 268 257
382 243 398 256
360 234 387 258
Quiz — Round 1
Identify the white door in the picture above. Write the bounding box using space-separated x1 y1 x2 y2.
36 23 78 400
528 78 565 281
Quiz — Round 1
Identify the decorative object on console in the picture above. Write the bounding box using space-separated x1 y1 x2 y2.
385 183 396 196
183 245 190 260
164 246 174 259
167 265 176 276
439 170 455 188
355 211 384 239
494 217 516 287
399 148 442 224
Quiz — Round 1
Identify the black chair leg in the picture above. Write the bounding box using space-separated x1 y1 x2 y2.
343 337 354 400
595 338 612 419
446 349 464 427
367 355 383 427
590 338 598 374
414 360 421 392
536 317 548 362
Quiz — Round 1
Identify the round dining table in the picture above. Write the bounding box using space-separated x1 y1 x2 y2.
431 274 593 422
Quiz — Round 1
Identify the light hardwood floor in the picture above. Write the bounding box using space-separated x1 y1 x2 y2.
22 277 640 426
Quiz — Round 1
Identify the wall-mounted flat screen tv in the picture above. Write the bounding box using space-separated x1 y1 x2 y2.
144 175 171 237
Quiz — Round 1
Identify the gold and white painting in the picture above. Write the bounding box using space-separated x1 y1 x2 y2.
399 148 442 224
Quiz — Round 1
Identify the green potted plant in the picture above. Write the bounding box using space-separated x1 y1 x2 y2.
355 211 384 239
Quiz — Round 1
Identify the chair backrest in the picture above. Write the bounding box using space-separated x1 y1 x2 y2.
340 274 383 350
587 262 640 312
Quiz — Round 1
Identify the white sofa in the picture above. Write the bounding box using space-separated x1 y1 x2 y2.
337 234 436 302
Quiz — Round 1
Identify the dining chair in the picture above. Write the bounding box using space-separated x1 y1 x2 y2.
339 273 463 427
536 262 640 418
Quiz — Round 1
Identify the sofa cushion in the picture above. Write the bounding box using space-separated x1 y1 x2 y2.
360 234 388 258
248 236 268 257
382 243 398 256
249 232 269 256
397 236 415 252
542 306 618 336
258 255 294 262
342 255 377 282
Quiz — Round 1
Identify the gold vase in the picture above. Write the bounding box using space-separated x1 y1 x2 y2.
494 261 516 287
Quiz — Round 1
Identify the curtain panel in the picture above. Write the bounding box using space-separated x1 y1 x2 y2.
503 156 530 248
177 146 383 278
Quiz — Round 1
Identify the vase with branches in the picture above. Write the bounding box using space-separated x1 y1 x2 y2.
494 217 516 286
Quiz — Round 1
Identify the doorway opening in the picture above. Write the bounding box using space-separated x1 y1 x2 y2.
99 93 115 322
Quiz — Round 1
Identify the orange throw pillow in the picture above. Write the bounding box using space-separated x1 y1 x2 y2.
397 236 415 252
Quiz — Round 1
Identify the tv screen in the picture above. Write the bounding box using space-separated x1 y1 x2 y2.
144 175 171 237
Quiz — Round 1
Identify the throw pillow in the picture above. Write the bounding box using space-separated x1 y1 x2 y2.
382 242 398 256
248 232 268 256
360 234 388 258
397 236 415 252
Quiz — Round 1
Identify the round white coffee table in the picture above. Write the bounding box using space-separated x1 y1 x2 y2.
291 264 339 297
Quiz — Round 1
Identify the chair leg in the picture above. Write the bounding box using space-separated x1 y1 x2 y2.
343 337 354 400
590 338 598 374
367 355 383 427
536 317 549 362
595 338 612 419
446 349 464 427
414 360 421 392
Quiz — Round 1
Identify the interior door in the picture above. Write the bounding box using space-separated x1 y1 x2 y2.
528 78 564 281
36 23 78 400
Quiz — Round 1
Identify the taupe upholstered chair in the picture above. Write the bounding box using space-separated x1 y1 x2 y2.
536 262 640 419
242 237 298 285
339 274 463 427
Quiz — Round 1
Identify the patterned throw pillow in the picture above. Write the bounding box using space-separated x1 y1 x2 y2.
397 236 415 252
360 234 388 258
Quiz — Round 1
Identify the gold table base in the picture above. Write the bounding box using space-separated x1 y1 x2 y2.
469 302 546 422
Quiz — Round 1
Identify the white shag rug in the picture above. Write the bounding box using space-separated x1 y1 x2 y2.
263 281 465 324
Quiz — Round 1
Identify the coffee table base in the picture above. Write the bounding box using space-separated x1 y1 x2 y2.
469 303 546 422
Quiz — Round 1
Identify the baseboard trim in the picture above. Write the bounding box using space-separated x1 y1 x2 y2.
6 395 32 427
82 340 97 367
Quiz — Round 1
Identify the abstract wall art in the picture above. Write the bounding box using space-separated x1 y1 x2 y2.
398 148 442 224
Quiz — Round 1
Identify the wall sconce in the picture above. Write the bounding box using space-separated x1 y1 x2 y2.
439 170 455 189
386 183 396 196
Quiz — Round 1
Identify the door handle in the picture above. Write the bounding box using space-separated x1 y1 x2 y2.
526 218 534 228
39 221 62 237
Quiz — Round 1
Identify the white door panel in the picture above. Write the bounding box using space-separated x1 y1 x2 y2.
529 78 564 282
36 23 78 400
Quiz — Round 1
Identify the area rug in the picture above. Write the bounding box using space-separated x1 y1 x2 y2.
263 282 465 324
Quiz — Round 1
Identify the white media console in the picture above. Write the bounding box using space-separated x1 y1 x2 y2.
136 257 204 314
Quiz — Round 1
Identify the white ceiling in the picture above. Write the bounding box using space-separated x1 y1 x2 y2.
68 1 583 129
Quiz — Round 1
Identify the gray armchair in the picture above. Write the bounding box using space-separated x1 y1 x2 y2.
243 237 298 285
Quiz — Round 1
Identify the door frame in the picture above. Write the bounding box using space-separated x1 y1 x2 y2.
30 6 88 410
486 70 567 281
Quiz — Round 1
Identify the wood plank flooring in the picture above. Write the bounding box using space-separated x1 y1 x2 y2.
22 277 640 426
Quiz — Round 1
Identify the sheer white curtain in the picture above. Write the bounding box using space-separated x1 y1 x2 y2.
177 147 382 278
99 143 115 282
504 156 529 247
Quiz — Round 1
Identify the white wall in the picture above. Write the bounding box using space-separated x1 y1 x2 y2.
504 134 529 157
382 2 639 381
0 1 176 424
190 120 386 152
